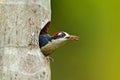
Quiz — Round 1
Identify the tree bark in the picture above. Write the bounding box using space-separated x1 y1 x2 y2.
0 0 51 80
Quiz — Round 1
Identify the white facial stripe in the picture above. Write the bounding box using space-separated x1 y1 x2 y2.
58 32 62 36
63 32 70 37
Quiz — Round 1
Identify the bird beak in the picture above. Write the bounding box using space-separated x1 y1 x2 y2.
66 35 79 40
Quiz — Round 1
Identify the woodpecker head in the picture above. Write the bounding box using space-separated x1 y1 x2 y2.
39 22 79 56
51 31 79 42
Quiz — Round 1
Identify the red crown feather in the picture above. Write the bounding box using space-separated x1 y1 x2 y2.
52 32 59 37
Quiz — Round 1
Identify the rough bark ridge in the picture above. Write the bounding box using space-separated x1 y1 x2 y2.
0 0 51 80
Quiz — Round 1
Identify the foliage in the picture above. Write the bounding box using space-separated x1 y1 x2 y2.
51 0 120 80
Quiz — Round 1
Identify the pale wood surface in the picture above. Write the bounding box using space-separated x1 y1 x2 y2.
0 0 51 80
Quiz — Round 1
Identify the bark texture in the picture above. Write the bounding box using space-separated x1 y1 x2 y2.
0 0 51 80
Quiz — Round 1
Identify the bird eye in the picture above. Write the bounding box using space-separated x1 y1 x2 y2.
58 32 66 37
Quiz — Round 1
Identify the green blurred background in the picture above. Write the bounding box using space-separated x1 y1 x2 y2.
50 0 120 80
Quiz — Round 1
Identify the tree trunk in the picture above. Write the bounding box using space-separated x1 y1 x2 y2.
0 0 51 80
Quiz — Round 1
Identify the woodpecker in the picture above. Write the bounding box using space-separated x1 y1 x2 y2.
39 22 79 56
